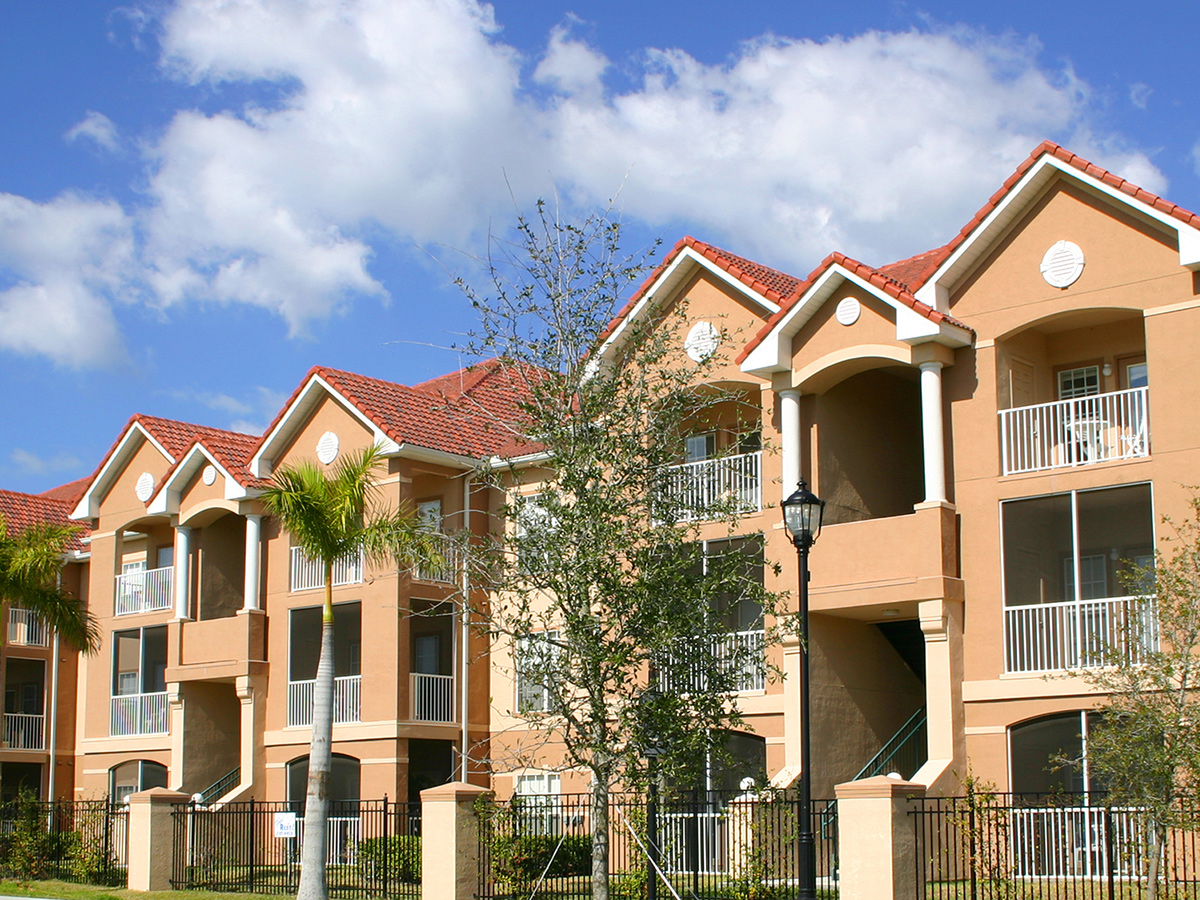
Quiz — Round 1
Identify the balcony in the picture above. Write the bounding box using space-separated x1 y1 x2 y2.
413 533 461 584
166 613 266 682
410 673 455 722
110 691 169 736
4 712 44 750
1004 595 1158 674
661 629 765 694
7 608 47 646
999 387 1149 476
290 548 364 593
115 565 174 616
287 675 361 727
661 451 762 522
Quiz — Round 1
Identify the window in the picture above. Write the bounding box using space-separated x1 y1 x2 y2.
289 602 362 683
685 433 716 463
1010 712 1102 796
515 631 558 714
514 772 562 835
112 626 167 696
417 500 443 532
287 754 360 815
109 760 168 802
1058 366 1100 400
1125 361 1148 389
514 493 557 575
1002 484 1153 607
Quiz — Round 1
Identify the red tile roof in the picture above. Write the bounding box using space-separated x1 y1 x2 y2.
39 477 91 507
152 429 266 498
0 489 89 552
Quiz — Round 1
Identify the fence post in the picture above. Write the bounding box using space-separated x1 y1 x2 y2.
834 775 924 900
383 794 390 897
420 782 489 900
127 787 191 891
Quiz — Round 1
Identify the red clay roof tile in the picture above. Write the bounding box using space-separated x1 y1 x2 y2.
0 489 89 552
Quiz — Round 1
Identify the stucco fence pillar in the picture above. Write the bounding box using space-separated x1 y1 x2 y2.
835 775 925 900
127 786 191 891
421 781 490 900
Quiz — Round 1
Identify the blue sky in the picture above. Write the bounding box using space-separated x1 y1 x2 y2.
3 0 1200 493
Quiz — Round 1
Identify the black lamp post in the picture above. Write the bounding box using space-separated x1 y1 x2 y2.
781 480 825 900
639 688 666 900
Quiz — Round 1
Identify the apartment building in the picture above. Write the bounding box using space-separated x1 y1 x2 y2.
62 363 526 806
0 482 88 801
486 140 1200 802
4 140 1199 809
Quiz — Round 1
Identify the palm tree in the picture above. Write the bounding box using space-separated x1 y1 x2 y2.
0 515 97 651
260 444 436 900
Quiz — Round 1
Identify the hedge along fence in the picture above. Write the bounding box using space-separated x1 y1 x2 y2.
0 792 128 886
170 798 421 898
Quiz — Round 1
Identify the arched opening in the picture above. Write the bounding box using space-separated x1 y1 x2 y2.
1009 711 1101 796
286 753 360 814
109 759 168 802
996 308 1148 475
812 366 923 524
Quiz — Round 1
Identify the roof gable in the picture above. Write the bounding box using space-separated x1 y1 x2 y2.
910 142 1200 311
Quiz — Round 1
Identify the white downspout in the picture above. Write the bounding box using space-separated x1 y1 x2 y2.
48 629 59 801
460 474 473 782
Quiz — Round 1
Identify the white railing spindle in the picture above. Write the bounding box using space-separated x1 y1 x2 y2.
1004 595 1157 674
287 675 362 727
661 451 762 522
289 548 364 593
109 692 169 736
6 608 47 646
410 673 455 722
3 713 44 750
114 566 174 616
998 387 1149 476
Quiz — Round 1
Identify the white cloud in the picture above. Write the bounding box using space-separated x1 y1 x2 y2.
1130 82 1152 110
167 384 288 435
0 1 1174 367
65 111 121 154
0 192 132 367
10 448 83 475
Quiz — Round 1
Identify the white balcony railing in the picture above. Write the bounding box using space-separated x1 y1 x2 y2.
114 566 174 616
413 533 461 584
287 675 362 727
662 629 766 694
411 673 455 722
295 816 362 866
661 451 762 522
1004 595 1158 674
110 691 169 736
1010 805 1144 878
7 608 47 646
290 548 364 593
3 712 44 750
999 386 1149 476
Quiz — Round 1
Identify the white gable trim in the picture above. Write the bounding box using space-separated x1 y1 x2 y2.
597 246 781 362
250 374 400 478
70 422 175 521
740 264 972 376
147 444 248 515
914 154 1200 310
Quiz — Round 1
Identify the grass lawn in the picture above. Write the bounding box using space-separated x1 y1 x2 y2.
0 880 282 900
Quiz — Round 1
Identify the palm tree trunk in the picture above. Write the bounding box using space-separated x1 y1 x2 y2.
297 567 336 900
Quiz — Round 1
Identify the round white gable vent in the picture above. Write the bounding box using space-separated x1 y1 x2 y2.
135 472 155 502
835 296 861 326
684 321 721 362
316 431 340 465
1040 240 1085 288
202 464 217 486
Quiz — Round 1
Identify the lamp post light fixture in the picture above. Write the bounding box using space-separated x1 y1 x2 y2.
781 480 825 900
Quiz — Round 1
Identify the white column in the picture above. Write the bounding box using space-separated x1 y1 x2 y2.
242 514 262 611
779 388 802 498
173 526 192 620
919 362 947 504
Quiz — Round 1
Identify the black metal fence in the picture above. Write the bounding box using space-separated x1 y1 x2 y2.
913 792 1200 899
170 798 420 897
478 790 839 900
0 799 128 885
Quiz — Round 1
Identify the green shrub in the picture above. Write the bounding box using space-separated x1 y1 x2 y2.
357 834 421 885
491 833 590 890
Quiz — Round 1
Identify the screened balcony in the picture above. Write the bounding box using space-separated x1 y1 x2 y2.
661 629 766 694
999 386 1149 475
290 547 363 593
287 675 361 727
288 601 361 726
7 608 47 647
410 673 455 722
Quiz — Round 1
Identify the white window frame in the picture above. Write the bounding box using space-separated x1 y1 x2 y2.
515 631 559 715
1057 365 1100 400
